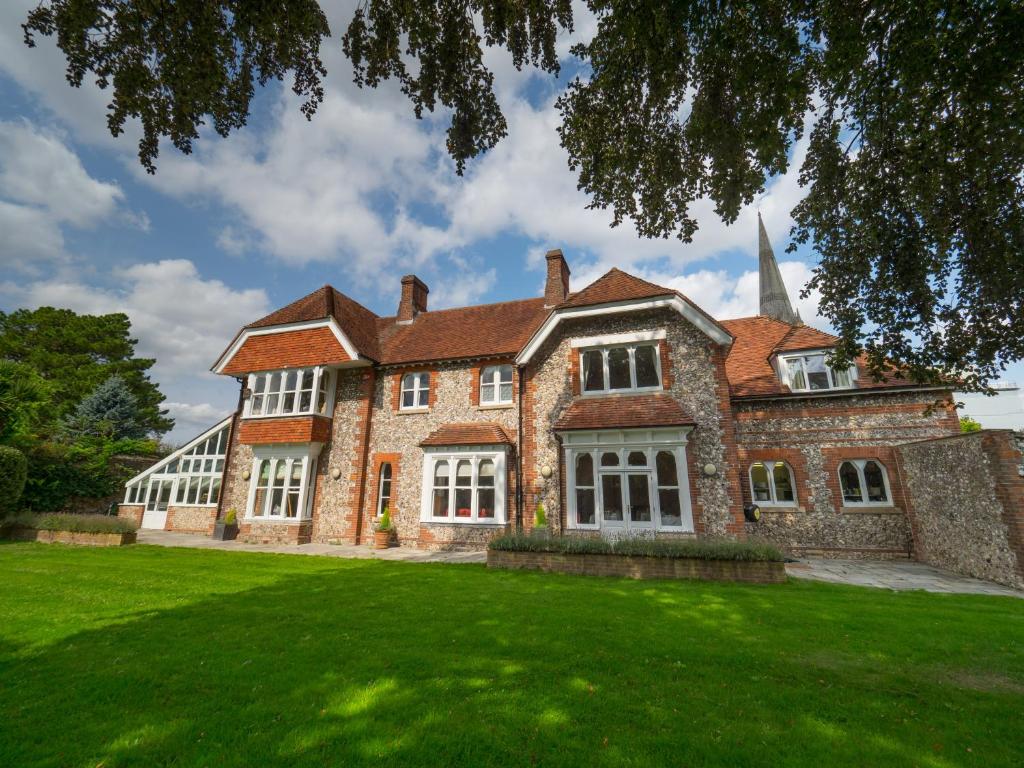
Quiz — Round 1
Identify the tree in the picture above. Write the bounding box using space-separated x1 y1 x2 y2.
0 360 51 444
959 415 982 434
63 376 147 440
0 307 172 435
21 2 1024 389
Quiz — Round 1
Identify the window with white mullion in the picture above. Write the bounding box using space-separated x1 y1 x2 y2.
783 352 856 392
480 365 513 405
401 372 430 410
247 367 330 417
580 343 662 394
422 452 505 523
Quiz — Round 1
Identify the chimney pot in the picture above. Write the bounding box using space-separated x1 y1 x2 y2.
544 249 570 307
398 274 429 322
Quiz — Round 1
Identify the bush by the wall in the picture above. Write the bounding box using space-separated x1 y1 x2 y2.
488 533 783 562
1 512 138 534
0 446 28 518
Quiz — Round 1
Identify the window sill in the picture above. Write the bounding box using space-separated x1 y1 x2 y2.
421 519 506 527
397 407 430 415
754 505 803 513
476 403 514 411
840 505 903 515
579 387 663 398
242 412 331 421
244 517 312 524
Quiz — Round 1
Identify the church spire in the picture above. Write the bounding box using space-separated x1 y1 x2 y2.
758 213 800 325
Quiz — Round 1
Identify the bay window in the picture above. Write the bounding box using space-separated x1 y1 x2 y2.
579 343 662 394
838 459 891 505
245 444 321 520
246 366 333 418
748 461 797 506
480 365 513 405
781 352 855 392
421 449 507 523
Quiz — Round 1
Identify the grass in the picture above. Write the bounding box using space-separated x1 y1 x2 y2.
1 512 138 534
0 543 1021 767
489 532 784 561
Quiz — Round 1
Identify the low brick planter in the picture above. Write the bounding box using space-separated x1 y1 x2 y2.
3 527 137 547
487 549 785 584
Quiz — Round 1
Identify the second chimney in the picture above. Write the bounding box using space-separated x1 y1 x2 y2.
544 249 570 307
398 275 429 322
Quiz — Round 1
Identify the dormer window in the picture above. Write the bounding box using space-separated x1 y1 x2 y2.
781 352 855 392
579 343 662 395
245 366 333 418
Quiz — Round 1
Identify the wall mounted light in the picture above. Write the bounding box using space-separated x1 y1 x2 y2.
241 469 251 481
702 463 718 477
540 465 553 479
331 468 342 480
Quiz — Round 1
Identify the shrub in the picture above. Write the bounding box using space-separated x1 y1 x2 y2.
0 446 28 518
489 533 783 562
223 508 237 525
534 502 547 528
377 508 392 531
1 512 138 534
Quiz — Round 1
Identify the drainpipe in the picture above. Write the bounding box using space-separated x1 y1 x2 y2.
516 364 525 531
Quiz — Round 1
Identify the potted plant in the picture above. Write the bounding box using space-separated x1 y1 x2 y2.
374 507 394 549
212 508 239 541
531 502 548 537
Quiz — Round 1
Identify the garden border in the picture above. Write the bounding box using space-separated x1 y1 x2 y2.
2 527 137 547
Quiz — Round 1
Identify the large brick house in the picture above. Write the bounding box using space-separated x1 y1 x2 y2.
119 219 961 557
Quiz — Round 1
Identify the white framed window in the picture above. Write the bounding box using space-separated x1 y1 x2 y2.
749 461 797 506
480 364 513 405
780 351 856 392
245 444 322 521
563 428 693 532
400 372 430 410
838 459 892 506
124 419 230 508
377 462 393 517
245 366 333 418
579 343 662 395
420 447 507 524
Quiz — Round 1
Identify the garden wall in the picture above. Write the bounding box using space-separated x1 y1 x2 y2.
897 430 1024 589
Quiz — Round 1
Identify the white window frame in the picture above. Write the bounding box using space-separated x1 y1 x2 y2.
748 461 798 507
419 446 507 524
400 372 431 411
779 350 857 393
479 364 514 406
243 366 335 419
578 342 663 396
124 418 231 508
562 428 694 532
837 458 893 507
244 443 323 521
377 462 393 517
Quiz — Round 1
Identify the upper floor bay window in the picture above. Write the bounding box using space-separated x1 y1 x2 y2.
749 461 797 506
421 450 506 524
781 352 855 392
480 365 513 405
401 372 430 410
580 343 662 394
839 459 891 506
245 366 333 418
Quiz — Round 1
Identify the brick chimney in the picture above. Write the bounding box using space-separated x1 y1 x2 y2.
398 275 429 322
544 249 570 307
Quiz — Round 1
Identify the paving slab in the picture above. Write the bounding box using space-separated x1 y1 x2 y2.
786 558 1022 597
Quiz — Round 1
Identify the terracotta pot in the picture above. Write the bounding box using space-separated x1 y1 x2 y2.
374 529 393 549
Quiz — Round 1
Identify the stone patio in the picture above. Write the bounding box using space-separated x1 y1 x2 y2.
135 530 1022 596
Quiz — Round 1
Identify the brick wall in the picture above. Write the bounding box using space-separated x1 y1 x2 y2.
897 430 1024 589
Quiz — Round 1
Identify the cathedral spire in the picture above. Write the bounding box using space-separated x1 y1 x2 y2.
758 213 799 325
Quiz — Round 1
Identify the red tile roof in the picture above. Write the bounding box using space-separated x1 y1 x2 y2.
221 327 350 375
558 268 674 308
772 323 840 353
420 423 513 446
553 394 695 431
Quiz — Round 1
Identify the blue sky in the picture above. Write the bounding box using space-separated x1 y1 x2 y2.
1 1 1020 441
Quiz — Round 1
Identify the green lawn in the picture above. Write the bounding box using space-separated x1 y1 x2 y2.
0 544 1022 767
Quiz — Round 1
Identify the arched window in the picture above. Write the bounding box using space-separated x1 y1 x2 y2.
432 460 450 517
377 462 393 517
454 460 473 517
480 365 513 405
749 461 797 505
656 451 682 527
477 459 495 518
574 453 596 525
401 372 430 410
839 459 891 505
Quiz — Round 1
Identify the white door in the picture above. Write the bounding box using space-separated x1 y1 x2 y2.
141 478 172 529
599 470 655 536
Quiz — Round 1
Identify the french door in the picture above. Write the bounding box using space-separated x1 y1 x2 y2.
600 471 654 533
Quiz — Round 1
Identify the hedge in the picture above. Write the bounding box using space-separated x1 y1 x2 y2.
0 446 28 518
1 513 138 535
488 533 784 562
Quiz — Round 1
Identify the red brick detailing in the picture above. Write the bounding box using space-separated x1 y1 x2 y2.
544 249 571 306
520 365 540 529
734 447 811 509
237 416 332 445
117 504 144 526
986 434 1024 583
221 327 349 375
420 423 513 446
390 368 434 412
346 369 377 544
553 394 695 431
370 452 401 521
820 446 908 512
398 275 429 322
707 345 746 536
569 346 581 396
470 364 481 405
659 339 674 389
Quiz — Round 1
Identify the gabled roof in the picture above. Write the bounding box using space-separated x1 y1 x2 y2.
558 268 675 309
420 423 513 446
553 394 695 431
772 324 840 354
377 298 549 366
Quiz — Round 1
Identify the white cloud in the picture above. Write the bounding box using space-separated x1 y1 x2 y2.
0 200 66 270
